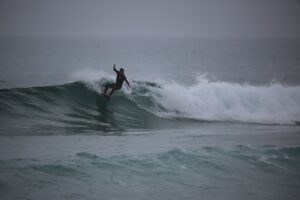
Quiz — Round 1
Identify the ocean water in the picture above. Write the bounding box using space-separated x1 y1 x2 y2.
0 37 300 200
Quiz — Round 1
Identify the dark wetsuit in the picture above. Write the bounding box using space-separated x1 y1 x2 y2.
104 69 129 96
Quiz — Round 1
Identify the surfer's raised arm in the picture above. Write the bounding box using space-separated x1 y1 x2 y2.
113 64 118 73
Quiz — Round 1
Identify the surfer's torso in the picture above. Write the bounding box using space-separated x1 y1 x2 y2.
116 73 126 88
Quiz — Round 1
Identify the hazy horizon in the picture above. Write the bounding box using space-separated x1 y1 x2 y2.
1 0 300 38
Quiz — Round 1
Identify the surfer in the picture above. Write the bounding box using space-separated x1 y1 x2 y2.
103 64 130 97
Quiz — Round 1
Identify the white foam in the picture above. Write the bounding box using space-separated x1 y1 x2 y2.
150 77 300 125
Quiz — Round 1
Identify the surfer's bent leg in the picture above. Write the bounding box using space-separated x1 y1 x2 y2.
109 85 122 96
104 84 115 94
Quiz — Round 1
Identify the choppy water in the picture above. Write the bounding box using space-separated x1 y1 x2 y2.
0 37 300 200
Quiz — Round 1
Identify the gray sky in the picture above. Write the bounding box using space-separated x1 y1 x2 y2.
0 0 300 38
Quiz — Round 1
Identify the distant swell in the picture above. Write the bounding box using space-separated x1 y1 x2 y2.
0 76 300 135
1 145 300 196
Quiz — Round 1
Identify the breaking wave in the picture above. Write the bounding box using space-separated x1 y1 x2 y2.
0 74 299 134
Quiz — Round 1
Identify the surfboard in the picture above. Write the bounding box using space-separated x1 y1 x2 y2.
102 88 112 100
101 93 111 100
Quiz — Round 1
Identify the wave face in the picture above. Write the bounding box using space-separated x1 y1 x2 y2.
0 81 165 135
0 77 300 134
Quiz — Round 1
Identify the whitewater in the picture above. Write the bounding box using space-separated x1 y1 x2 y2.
154 79 300 125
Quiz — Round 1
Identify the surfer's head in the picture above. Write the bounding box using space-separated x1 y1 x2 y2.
120 68 124 74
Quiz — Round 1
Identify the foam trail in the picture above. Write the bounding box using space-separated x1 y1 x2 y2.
150 77 300 125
